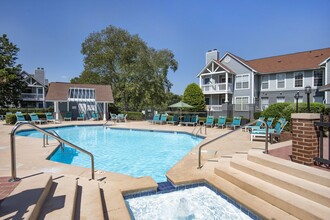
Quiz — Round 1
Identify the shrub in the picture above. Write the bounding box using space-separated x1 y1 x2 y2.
182 83 206 111
124 111 144 120
254 111 262 120
261 103 291 119
0 107 53 115
5 114 17 124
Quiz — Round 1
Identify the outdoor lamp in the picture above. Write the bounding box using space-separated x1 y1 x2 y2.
294 91 299 113
208 106 211 116
305 86 312 113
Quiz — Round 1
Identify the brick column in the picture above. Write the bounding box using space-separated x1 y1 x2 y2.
291 113 320 166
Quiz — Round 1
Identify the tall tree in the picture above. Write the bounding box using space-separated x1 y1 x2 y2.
72 25 178 111
182 83 206 111
0 34 25 107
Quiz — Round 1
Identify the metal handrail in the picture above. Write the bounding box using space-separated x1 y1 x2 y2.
197 119 264 169
9 122 95 182
44 130 64 151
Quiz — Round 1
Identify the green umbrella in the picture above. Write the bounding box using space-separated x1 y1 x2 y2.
169 101 194 118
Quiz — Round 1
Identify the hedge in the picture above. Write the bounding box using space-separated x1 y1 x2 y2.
123 111 144 120
0 107 53 115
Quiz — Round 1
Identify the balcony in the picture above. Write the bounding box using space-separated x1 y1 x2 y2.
21 93 44 101
201 83 233 94
206 105 223 111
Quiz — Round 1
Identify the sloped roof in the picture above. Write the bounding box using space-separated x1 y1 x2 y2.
45 82 114 102
244 48 330 74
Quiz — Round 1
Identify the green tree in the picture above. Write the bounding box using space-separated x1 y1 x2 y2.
0 34 25 107
72 25 178 111
182 83 206 111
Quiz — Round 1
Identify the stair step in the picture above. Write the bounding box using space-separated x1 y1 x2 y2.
215 163 329 220
75 178 104 220
100 184 131 220
205 174 298 220
230 155 330 207
0 173 52 220
248 149 330 187
38 176 77 220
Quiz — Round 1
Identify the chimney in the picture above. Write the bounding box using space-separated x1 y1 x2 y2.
206 49 219 64
34 67 45 85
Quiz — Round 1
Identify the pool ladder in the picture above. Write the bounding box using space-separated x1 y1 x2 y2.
43 130 64 151
9 122 95 182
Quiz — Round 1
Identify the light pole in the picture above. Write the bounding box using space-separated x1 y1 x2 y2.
208 106 211 116
294 91 299 113
305 86 311 113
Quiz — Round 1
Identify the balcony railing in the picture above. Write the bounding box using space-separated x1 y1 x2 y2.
21 93 44 101
206 105 223 111
201 83 233 93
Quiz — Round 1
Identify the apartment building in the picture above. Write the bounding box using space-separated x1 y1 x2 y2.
197 48 330 118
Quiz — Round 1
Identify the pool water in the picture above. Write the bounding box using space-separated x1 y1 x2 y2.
126 186 253 220
17 126 203 182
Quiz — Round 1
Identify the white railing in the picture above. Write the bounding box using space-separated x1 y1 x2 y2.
206 105 223 111
201 83 233 93
21 93 43 101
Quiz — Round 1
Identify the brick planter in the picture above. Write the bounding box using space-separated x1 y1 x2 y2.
291 113 320 166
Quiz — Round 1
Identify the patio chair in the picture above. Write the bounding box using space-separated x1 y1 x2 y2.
179 114 191 126
186 115 199 126
204 116 214 128
250 120 287 142
110 113 118 122
148 113 160 124
156 114 168 125
45 112 60 124
227 116 242 130
117 114 125 122
167 115 179 125
64 112 72 121
242 116 265 132
77 112 85 120
29 113 47 125
92 112 99 120
15 113 29 125
215 116 227 129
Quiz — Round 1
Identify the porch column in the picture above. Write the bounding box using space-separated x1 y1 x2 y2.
103 102 107 121
54 101 59 120
225 72 229 103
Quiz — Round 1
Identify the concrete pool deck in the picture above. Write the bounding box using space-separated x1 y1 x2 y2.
0 120 329 219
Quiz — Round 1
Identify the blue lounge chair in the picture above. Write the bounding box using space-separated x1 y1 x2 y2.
45 112 60 124
149 114 160 124
242 116 266 132
77 112 85 121
156 114 168 125
205 116 214 128
215 116 227 129
92 112 99 120
167 115 179 125
110 113 118 122
15 113 29 125
117 113 127 122
227 116 241 130
64 112 72 121
29 113 46 124
250 119 287 141
180 115 191 126
186 115 199 126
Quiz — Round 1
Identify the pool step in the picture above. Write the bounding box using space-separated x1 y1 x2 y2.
38 175 77 219
205 174 299 220
230 153 330 207
247 149 330 187
75 178 104 220
214 153 330 219
0 173 52 220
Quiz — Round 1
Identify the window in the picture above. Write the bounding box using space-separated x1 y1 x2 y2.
277 73 285 88
294 72 304 88
261 75 269 90
205 97 210 105
68 88 95 101
235 96 249 111
261 97 269 110
204 78 210 84
277 96 285 103
314 70 323 87
235 74 249 89
38 88 43 94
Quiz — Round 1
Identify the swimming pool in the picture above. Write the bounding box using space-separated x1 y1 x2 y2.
125 185 257 220
17 126 203 182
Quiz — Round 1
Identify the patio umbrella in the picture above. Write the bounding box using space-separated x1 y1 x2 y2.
168 101 194 117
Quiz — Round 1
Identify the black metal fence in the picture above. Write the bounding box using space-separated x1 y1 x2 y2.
314 114 330 168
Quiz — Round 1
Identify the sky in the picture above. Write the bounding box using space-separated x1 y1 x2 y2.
1 0 329 95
